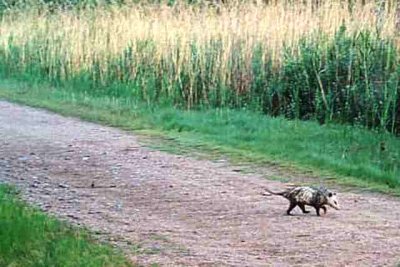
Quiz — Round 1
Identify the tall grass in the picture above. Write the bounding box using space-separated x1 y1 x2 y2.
0 0 399 132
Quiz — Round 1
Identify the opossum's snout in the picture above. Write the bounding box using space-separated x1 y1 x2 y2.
332 200 340 210
328 192 340 210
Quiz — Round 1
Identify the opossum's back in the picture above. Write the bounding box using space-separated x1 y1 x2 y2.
285 187 315 203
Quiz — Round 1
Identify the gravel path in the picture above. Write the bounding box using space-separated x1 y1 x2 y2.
1 100 400 266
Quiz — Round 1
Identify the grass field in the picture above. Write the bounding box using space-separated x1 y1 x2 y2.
0 1 399 133
1 78 399 195
0 184 132 267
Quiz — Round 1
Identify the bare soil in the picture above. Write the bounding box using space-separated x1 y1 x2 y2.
1 100 400 267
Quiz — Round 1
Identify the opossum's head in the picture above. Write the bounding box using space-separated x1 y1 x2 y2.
326 191 340 210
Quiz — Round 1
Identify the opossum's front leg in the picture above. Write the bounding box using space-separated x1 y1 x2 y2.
287 202 297 215
321 206 327 214
298 203 310 214
314 206 321 216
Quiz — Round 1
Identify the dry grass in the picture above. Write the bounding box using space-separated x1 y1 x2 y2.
0 0 397 74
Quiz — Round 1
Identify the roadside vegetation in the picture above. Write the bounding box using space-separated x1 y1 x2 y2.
0 0 399 193
1 79 399 194
0 184 132 266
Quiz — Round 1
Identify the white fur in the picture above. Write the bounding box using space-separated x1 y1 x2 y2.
327 193 340 210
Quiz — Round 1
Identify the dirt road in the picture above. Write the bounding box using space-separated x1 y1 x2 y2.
1 100 400 266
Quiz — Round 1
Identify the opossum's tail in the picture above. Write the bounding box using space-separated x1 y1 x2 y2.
262 187 287 196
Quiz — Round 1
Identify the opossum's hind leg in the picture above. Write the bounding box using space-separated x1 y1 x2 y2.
286 202 297 215
298 203 310 214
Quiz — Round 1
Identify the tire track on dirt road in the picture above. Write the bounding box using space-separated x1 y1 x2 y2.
1 100 400 266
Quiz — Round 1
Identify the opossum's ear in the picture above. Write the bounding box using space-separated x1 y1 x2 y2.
328 192 333 197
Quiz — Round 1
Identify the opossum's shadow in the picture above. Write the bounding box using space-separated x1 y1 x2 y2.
281 207 339 218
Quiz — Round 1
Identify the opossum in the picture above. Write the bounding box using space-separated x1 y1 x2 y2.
263 186 340 216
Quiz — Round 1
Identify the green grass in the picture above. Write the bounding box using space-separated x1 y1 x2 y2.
0 78 399 195
0 184 133 267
